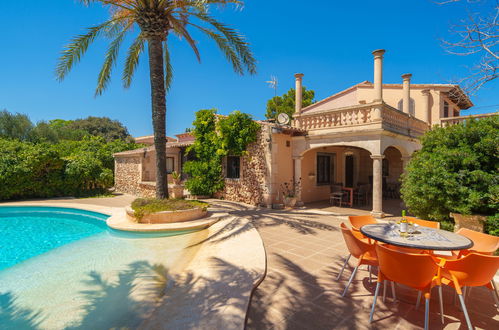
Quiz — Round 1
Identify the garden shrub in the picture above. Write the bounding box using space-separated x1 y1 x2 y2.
401 116 499 235
183 109 260 196
0 137 139 200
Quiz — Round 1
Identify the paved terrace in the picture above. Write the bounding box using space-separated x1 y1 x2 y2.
5 194 497 329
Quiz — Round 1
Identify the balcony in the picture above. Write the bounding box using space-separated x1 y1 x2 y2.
293 101 429 137
440 112 498 126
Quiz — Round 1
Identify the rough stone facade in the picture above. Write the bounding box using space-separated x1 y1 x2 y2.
219 126 272 206
114 156 170 198
114 156 142 196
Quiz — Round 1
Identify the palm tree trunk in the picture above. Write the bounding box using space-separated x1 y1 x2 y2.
147 37 168 199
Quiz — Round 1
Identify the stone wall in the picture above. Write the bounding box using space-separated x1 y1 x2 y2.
219 126 271 206
114 156 177 198
114 156 142 196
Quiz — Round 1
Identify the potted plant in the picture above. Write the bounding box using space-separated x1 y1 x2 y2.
171 171 183 199
280 179 302 208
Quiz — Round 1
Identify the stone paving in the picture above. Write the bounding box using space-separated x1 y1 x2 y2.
226 201 499 330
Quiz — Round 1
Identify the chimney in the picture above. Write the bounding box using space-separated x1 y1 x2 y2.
402 73 412 115
294 73 304 115
372 49 385 102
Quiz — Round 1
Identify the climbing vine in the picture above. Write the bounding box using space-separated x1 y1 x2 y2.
183 109 260 195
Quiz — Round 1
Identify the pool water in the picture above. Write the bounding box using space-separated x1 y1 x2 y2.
0 206 108 270
0 205 206 330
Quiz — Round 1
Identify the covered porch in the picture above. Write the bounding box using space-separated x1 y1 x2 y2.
292 134 417 218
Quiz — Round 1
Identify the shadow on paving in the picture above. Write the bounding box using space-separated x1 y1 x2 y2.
1 258 256 330
193 200 338 248
247 253 499 329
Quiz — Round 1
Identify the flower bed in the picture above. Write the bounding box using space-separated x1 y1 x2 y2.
127 198 209 224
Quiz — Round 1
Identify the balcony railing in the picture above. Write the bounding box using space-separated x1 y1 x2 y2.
294 102 429 137
440 112 498 127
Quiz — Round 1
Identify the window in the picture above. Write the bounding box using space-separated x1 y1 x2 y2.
166 157 174 174
226 156 240 179
443 101 449 118
317 153 334 185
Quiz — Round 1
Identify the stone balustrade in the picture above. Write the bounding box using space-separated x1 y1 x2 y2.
294 102 429 137
440 112 498 127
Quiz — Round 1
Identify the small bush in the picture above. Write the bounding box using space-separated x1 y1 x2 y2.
131 198 209 219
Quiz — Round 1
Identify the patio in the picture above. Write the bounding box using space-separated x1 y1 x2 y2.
237 202 499 329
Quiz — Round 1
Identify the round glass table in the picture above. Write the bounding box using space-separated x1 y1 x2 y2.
360 223 473 251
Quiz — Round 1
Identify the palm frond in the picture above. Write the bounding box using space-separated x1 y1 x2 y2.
95 28 129 96
123 34 145 88
191 24 243 74
191 12 256 74
56 20 118 81
163 40 174 91
169 16 201 62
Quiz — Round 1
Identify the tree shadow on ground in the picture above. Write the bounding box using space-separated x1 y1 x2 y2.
192 201 339 248
1 257 259 329
0 293 45 330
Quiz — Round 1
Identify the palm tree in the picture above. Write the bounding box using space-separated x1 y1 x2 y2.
56 0 256 199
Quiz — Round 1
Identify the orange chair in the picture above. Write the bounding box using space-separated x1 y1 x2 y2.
406 216 440 229
456 228 499 256
438 253 499 330
339 223 379 296
348 215 377 230
337 223 371 280
369 244 443 330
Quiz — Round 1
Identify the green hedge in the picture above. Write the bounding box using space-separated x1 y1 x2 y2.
0 137 138 200
401 116 498 235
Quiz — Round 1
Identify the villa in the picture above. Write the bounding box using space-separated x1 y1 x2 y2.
114 49 490 218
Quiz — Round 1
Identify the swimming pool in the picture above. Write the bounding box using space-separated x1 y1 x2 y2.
0 206 109 270
0 205 207 329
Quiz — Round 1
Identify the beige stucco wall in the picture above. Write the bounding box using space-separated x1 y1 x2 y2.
141 147 181 183
269 133 294 204
302 89 358 113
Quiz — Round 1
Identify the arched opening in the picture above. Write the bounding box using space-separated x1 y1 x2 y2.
299 145 372 204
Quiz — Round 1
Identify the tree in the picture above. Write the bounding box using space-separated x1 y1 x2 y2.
68 116 133 142
440 0 499 94
400 116 499 222
56 0 256 199
265 87 315 121
0 110 33 141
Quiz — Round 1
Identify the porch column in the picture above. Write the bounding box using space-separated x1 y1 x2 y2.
371 154 385 218
421 89 431 125
293 156 304 206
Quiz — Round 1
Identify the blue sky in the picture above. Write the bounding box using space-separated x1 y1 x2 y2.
1 0 497 137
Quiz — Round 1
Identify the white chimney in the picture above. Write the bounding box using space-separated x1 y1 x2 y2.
402 73 412 115
372 49 385 102
294 73 304 115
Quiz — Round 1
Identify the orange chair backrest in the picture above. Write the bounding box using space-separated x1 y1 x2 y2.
457 228 499 255
406 216 440 229
340 223 374 259
444 253 499 287
348 215 377 230
375 244 438 290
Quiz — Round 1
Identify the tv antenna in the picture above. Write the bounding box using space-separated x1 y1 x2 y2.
266 75 278 96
